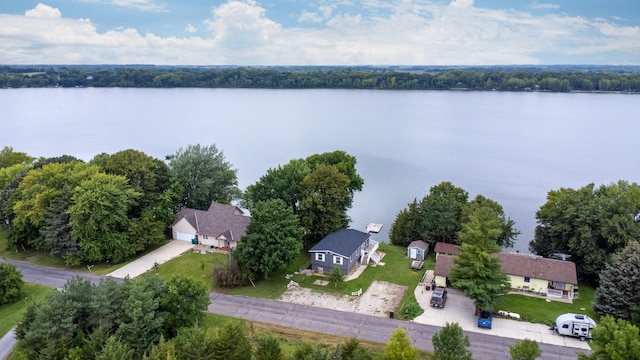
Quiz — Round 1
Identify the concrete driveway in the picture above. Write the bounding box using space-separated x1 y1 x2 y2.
107 240 194 278
412 282 592 351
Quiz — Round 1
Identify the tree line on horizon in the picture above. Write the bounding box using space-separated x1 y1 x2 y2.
2 66 640 92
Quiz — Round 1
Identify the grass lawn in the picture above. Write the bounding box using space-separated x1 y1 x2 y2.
0 227 170 275
498 284 597 325
0 283 53 337
146 251 228 290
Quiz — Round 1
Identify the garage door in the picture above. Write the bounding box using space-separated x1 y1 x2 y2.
176 231 195 241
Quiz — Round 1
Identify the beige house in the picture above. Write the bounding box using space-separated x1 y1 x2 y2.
432 248 579 302
171 202 251 249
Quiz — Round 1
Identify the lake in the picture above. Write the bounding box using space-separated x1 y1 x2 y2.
2 88 639 253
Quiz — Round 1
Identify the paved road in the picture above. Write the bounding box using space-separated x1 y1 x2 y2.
209 292 585 359
2 259 585 359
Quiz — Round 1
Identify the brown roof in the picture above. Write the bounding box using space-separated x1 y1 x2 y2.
434 242 461 255
496 253 578 285
434 254 456 277
171 202 251 241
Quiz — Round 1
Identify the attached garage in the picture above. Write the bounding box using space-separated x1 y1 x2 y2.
176 231 195 242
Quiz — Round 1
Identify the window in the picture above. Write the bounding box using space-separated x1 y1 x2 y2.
333 256 343 265
524 277 531 283
202 235 208 239
315 253 325 262
562 324 569 329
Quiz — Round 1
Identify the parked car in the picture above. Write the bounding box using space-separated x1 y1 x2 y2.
430 287 448 308
478 310 493 329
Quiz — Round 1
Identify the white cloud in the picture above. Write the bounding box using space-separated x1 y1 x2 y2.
78 0 166 12
185 24 197 33
1 1 639 65
530 1 560 10
25 3 62 18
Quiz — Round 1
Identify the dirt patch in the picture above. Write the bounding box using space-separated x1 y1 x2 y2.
277 280 407 317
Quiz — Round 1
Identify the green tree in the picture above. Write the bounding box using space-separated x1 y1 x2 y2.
389 199 422 247
341 338 372 360
211 323 252 360
578 316 640 360
236 199 304 279
173 326 216 360
144 336 178 360
449 208 510 311
384 327 418 360
95 336 134 360
418 182 469 244
432 322 472 360
594 241 640 325
242 159 310 212
299 165 352 245
0 146 33 168
168 144 240 209
42 184 81 265
463 195 520 248
0 262 24 304
530 181 640 282
68 173 141 263
254 335 283 360
509 339 541 360
305 150 364 205
326 266 345 288
10 162 100 250
159 275 210 337
116 276 166 358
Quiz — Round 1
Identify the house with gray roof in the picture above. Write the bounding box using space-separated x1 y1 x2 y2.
407 240 429 260
171 202 251 250
309 229 379 274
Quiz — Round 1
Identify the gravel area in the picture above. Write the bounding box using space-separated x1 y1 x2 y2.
277 280 407 317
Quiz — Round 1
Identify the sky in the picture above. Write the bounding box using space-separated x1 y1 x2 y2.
1 0 639 65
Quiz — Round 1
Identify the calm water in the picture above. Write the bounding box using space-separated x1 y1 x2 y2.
3 88 639 252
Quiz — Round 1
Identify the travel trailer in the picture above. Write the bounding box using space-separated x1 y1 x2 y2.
554 313 597 341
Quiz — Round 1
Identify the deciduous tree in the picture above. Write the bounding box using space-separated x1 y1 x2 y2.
530 181 640 282
159 275 210 337
299 165 351 244
509 338 541 360
236 199 304 279
0 262 24 304
578 316 640 360
432 322 472 360
0 146 33 168
384 327 418 360
168 144 240 209
68 173 140 263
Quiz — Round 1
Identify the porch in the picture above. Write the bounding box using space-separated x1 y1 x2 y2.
361 239 380 265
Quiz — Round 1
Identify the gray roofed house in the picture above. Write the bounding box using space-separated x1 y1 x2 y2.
171 202 251 250
309 229 380 274
407 240 429 261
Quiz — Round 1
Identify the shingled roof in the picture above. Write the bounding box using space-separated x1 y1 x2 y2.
434 242 461 255
309 229 370 257
172 202 250 241
434 254 456 277
408 240 429 251
496 253 578 285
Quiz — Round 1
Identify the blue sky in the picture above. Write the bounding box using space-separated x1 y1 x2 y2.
1 0 639 65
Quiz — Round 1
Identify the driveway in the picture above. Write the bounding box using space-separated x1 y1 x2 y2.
413 280 592 351
106 240 194 278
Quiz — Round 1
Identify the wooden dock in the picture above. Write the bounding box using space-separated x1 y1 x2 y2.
365 223 383 233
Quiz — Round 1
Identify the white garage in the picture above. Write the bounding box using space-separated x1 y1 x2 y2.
175 231 195 242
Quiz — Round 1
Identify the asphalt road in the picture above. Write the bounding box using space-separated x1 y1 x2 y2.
208 292 584 360
2 258 584 359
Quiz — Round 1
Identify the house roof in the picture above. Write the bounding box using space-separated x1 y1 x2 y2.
434 242 461 255
496 253 578 285
434 254 456 277
171 202 251 241
433 252 578 285
408 240 429 251
309 229 370 257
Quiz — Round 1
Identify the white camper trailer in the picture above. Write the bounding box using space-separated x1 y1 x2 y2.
554 313 597 341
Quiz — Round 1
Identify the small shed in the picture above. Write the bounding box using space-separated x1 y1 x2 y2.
407 240 429 261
